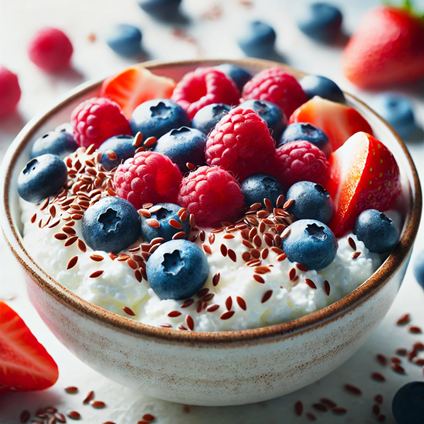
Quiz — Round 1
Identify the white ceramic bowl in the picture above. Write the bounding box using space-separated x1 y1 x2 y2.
0 58 421 406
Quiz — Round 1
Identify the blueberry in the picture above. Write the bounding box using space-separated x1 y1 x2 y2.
392 382 424 424
98 134 136 170
414 249 424 289
282 219 337 270
18 154 68 203
146 239 209 300
286 181 334 224
354 209 398 253
278 123 332 157
215 64 252 91
154 127 207 172
137 0 181 18
241 173 286 209
300 75 345 103
372 93 416 139
141 203 190 242
106 24 142 57
82 196 141 253
239 100 287 141
31 130 78 159
237 21 276 58
192 104 231 136
130 99 191 140
297 2 343 43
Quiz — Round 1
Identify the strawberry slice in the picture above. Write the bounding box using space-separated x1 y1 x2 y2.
0 301 59 393
288 96 373 151
100 65 176 119
327 132 401 237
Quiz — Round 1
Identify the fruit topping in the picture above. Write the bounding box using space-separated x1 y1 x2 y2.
327 132 401 237
289 96 373 151
114 151 182 209
300 74 345 103
28 27 73 72
100 65 176 119
98 134 136 171
31 129 78 159
278 122 332 158
354 209 398 253
239 99 287 142
414 250 424 290
297 2 343 43
215 63 252 92
205 107 277 181
241 173 286 209
275 140 330 189
171 67 240 119
146 239 209 300
392 382 424 424
0 66 21 116
130 98 190 140
192 103 231 136
286 181 334 224
18 154 67 203
237 20 276 58
82 196 141 253
282 219 338 271
106 24 142 57
154 127 207 172
140 203 190 242
242 67 307 119
0 301 59 393
137 0 182 18
71 97 131 149
178 165 244 229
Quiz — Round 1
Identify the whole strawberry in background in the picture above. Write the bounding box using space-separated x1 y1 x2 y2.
343 1 424 88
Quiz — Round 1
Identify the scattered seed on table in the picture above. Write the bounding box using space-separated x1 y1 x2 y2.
376 354 387 366
396 313 410 325
91 400 106 409
83 390 95 404
294 401 303 416
312 403 328 412
142 414 155 422
65 386 78 394
409 326 422 334
374 394 383 404
344 384 362 395
20 410 30 423
67 410 81 420
371 372 385 382
332 407 347 414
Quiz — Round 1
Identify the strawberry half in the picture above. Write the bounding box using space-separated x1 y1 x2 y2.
327 132 401 237
288 96 373 152
0 301 59 393
100 65 176 119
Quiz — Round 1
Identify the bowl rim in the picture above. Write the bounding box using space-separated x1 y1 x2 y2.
1 57 422 345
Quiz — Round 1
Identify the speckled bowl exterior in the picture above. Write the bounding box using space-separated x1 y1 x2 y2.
0 59 421 406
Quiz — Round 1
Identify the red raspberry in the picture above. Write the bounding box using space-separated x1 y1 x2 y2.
28 27 73 72
71 97 131 148
171 67 240 119
275 141 330 189
0 66 21 116
114 151 182 209
242 68 307 119
205 107 276 181
178 166 244 229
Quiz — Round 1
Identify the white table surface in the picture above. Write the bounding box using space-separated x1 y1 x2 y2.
1 0 424 422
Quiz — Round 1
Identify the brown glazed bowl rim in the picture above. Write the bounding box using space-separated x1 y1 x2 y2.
1 58 422 345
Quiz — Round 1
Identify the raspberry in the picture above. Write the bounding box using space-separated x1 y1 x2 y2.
28 27 73 72
242 68 307 119
71 97 131 148
171 67 240 119
114 151 182 209
205 107 276 181
275 140 330 189
0 66 21 116
178 166 245 229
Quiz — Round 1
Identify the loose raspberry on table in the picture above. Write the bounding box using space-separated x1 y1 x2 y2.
71 97 131 149
242 67 307 119
178 166 245 229
114 151 183 210
171 67 240 119
0 66 21 116
205 107 277 181
275 140 330 189
28 27 73 72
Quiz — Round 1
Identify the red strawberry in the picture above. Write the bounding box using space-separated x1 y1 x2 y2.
0 302 59 393
327 132 401 237
289 96 373 151
100 65 176 119
343 4 424 88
